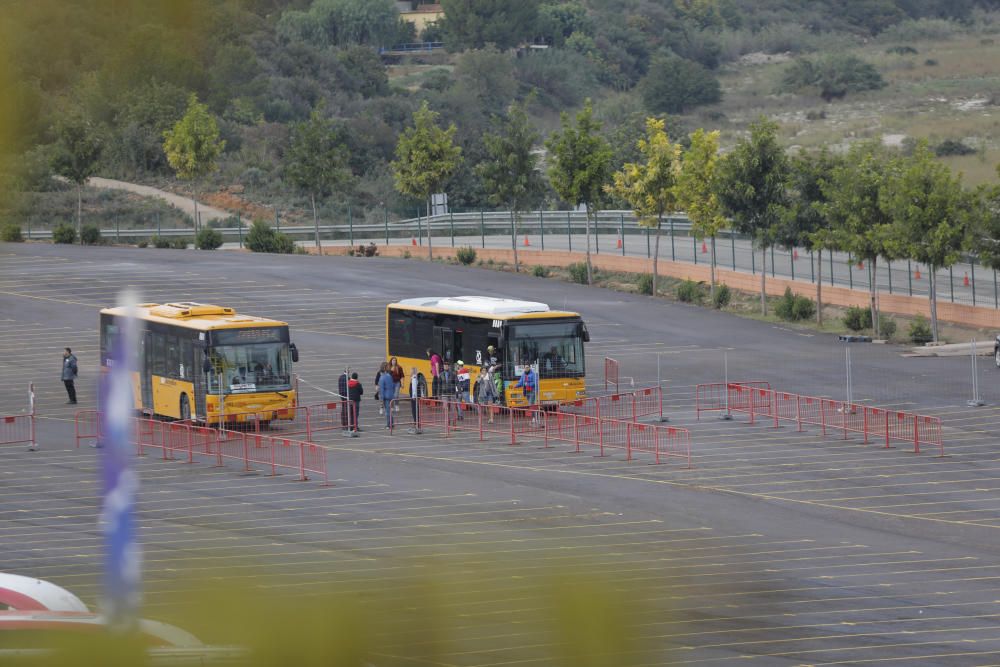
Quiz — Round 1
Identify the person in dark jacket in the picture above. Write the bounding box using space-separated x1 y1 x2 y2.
62 348 78 404
408 366 427 425
348 372 363 432
378 369 396 429
439 362 458 424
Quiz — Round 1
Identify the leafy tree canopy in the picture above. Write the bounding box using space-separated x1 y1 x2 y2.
440 0 538 50
640 54 721 114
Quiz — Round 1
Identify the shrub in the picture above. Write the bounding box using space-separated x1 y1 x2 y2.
170 237 190 249
532 265 550 278
843 305 872 331
195 227 224 250
805 109 827 121
354 242 379 257
640 54 722 114
568 262 589 284
152 236 171 249
924 58 938 66
879 315 897 340
885 45 918 55
934 139 976 157
52 223 77 244
80 224 102 245
791 295 815 321
403 250 411 259
676 279 705 304
1 223 23 242
246 220 295 254
780 54 885 101
712 284 732 309
137 240 148 248
908 315 933 343
456 246 476 265
636 273 654 295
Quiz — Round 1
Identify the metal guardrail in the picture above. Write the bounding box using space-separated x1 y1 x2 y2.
379 41 445 54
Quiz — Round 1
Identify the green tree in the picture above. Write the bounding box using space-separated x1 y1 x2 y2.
546 99 613 285
163 94 225 232
677 128 727 299
777 149 842 325
285 103 352 252
822 141 896 337
882 141 970 342
477 101 545 273
277 0 406 47
970 165 1000 277
440 0 538 50
51 109 103 242
608 118 682 296
639 53 721 115
715 117 789 315
453 46 517 112
392 101 462 260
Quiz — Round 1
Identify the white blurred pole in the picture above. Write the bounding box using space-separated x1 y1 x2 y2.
969 339 985 407
846 347 853 406
722 351 732 420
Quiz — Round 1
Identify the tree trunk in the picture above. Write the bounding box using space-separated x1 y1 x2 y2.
709 235 717 301
816 249 823 326
652 217 661 295
511 208 519 272
929 264 939 342
76 183 83 244
870 256 879 338
311 193 322 252
584 205 593 285
760 245 767 316
426 196 433 261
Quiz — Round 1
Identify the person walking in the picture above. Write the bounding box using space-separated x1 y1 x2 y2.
339 370 350 430
409 366 427 426
375 361 389 416
427 348 442 397
347 372 363 432
516 364 538 424
439 361 457 425
378 368 396 429
389 357 404 412
455 360 470 405
62 348 78 404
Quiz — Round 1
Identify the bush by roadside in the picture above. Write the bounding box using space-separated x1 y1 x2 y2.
1 223 23 242
195 227 224 250
52 223 76 244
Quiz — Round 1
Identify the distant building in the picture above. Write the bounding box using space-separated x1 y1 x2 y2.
396 2 443 34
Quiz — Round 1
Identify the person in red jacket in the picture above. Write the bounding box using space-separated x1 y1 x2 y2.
347 372 363 432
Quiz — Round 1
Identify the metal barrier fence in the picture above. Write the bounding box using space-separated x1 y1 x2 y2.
76 412 330 483
694 381 772 420
213 401 357 439
604 357 619 393
695 383 944 456
558 386 665 423
1 413 36 450
395 397 690 465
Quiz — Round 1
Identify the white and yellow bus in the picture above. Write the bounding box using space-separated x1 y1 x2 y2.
100 302 299 423
386 296 589 407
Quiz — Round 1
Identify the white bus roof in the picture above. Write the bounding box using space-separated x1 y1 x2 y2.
394 296 553 316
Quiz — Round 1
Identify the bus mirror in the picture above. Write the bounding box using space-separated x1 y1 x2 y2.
580 324 590 343
290 343 299 363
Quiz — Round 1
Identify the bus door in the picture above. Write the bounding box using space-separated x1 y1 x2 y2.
433 326 456 363
193 342 208 420
140 330 153 411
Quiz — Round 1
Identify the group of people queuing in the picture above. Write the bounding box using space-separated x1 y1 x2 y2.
337 346 539 432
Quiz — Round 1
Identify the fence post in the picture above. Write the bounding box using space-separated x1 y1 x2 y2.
275 208 280 234
887 260 892 294
751 246 755 274
237 212 243 248
384 206 389 245
693 236 697 264
731 233 736 270
795 395 802 432
417 214 422 246
884 411 890 449
972 258 977 306
820 399 826 436
790 249 795 281
116 216 120 244
863 408 869 444
480 210 485 248
573 414 580 453
949 266 955 302
771 246 775 277
540 210 545 251
646 226 650 258
157 210 161 238
595 214 599 254
829 250 834 287
510 406 515 446
995 269 998 309
450 210 455 247
348 206 354 246
913 415 920 455
848 259 853 289
810 250 814 283
598 416 605 457
567 211 572 252
626 423 632 461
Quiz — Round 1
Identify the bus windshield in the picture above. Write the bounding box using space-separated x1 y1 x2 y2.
207 342 292 394
506 321 585 379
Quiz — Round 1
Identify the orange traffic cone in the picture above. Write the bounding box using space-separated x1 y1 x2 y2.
701 241 708 254
964 273 970 287
793 249 799 261
616 236 622 249
523 236 530 247
411 237 417 246
914 267 922 280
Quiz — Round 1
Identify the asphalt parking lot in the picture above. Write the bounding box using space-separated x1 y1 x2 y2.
4 241 1000 665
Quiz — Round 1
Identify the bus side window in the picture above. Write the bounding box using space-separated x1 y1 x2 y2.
151 333 166 377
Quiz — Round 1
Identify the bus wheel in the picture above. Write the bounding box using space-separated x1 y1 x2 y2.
180 395 191 422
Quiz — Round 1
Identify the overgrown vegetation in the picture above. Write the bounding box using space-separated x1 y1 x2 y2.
774 287 815 321
567 262 590 284
246 220 295 254
780 55 886 101
712 283 732 309
1 223 22 242
676 279 706 304
532 265 550 278
909 314 933 343
195 227 224 250
52 223 76 244
636 273 654 295
80 223 102 245
456 246 476 265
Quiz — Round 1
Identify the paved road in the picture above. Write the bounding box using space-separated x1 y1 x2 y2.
3 241 1000 664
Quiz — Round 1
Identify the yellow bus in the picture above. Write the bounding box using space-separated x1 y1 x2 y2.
100 302 299 423
386 296 589 407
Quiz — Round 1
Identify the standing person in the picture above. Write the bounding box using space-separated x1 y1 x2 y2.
439 361 457 424
389 357 404 412
374 361 389 416
339 370 350 430
347 372 363 432
378 368 396 429
455 361 470 405
479 364 498 424
409 366 427 426
516 364 537 409
62 348 78 404
427 348 442 397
